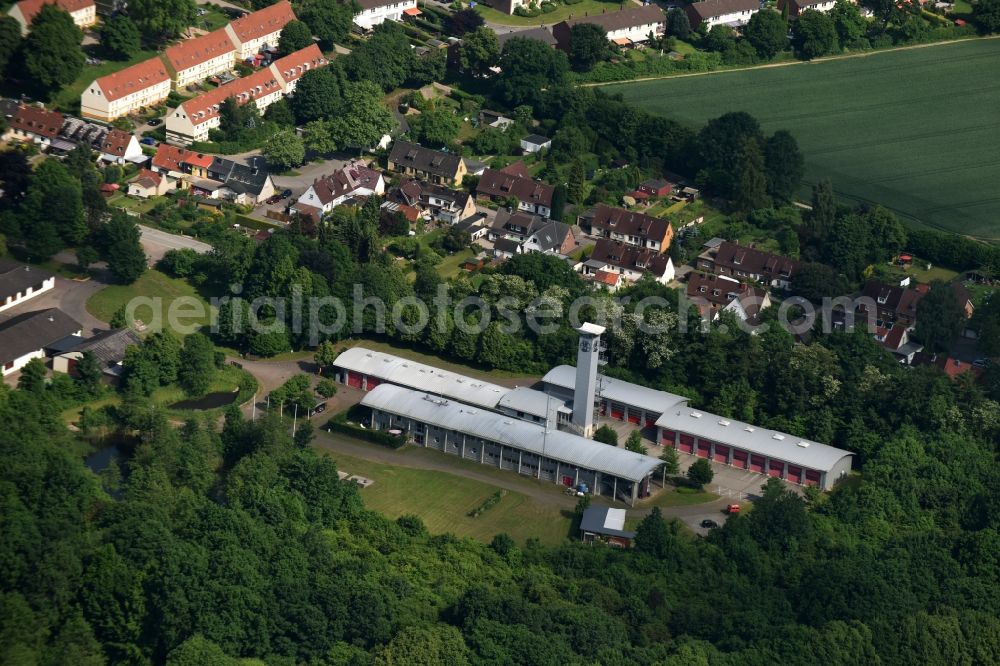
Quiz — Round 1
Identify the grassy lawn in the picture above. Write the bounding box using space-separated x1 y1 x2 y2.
474 0 625 26
436 248 475 279
883 258 960 285
52 49 160 114
86 269 213 330
606 39 1000 241
319 448 574 545
109 195 160 215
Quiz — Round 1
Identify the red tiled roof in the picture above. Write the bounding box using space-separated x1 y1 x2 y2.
937 356 983 380
499 161 530 179
13 0 93 25
131 168 162 188
101 128 133 156
11 104 63 138
593 270 620 286
179 67 281 127
152 144 214 172
229 0 295 43
270 44 327 86
165 28 236 73
95 57 170 103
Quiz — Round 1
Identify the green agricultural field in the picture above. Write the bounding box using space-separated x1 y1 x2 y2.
605 39 1000 241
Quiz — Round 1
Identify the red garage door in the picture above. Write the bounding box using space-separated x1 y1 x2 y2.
365 376 381 389
610 404 625 420
696 440 711 458
347 371 363 389
714 444 729 464
732 449 748 469
645 416 657 428
749 455 765 473
786 465 803 484
768 460 783 478
678 434 694 454
804 469 821 487
627 409 641 425
661 429 676 446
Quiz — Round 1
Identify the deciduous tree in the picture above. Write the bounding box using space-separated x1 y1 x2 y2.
263 129 305 170
178 333 216 397
300 0 356 50
915 282 966 352
792 9 838 59
496 37 569 108
687 457 714 488
102 213 147 284
128 0 196 41
457 26 500 77
278 20 314 56
764 130 805 202
23 5 84 96
744 10 788 59
593 424 618 446
569 23 611 71
666 8 691 38
409 106 460 148
100 15 141 60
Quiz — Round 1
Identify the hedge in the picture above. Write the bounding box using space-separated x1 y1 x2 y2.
326 411 407 448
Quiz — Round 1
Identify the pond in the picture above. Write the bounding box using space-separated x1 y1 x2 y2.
85 445 120 475
169 390 239 411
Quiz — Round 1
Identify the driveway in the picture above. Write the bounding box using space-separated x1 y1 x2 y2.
1 274 107 335
139 225 213 265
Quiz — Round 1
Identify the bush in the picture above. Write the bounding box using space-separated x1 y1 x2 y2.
326 414 406 448
316 378 338 398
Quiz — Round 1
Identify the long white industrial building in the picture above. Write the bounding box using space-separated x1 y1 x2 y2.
334 323 854 491
362 384 663 504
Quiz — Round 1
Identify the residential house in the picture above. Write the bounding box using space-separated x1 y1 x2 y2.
224 0 296 61
8 105 63 147
387 141 467 186
269 43 327 95
490 208 549 242
0 308 82 376
580 238 675 286
874 324 923 364
99 128 144 165
454 213 490 242
81 57 172 122
478 0 528 16
684 0 760 28
777 0 837 15
479 110 514 129
553 6 665 50
205 156 275 205
857 280 925 327
292 161 385 216
167 67 283 145
636 178 672 198
492 238 523 260
164 28 237 89
476 166 554 218
127 169 172 198
698 241 800 290
150 144 214 186
520 134 551 154
52 327 141 381
389 180 477 224
353 0 419 30
522 220 575 255
8 0 95 35
685 272 772 325
496 26 556 47
585 204 674 253
0 260 55 313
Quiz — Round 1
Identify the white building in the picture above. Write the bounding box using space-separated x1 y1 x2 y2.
81 57 172 122
167 67 283 145
353 0 419 31
778 0 837 15
685 0 761 29
293 161 385 216
224 0 296 61
0 309 81 377
165 28 237 89
8 0 96 36
0 260 55 313
520 134 551 154
166 44 327 146
98 128 144 165
553 5 665 50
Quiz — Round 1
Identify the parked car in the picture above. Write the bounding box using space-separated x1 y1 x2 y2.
310 402 327 417
726 504 741 515
140 137 156 146
147 118 162 127
266 194 281 204
281 188 293 199
700 519 718 529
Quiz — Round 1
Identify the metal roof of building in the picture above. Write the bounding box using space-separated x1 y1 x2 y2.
655 408 853 472
496 386 571 419
579 506 635 538
333 347 510 410
543 365 689 415
362 384 663 482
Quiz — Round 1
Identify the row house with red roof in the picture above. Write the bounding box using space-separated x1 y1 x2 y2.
224 0 296 61
166 44 327 145
8 0 95 35
165 28 238 89
80 57 172 122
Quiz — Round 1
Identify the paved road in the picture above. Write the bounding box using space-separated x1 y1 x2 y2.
139 225 213 265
